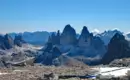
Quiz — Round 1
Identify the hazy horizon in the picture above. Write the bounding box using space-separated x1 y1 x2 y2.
0 0 130 33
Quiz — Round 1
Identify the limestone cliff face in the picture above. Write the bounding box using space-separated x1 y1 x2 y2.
48 30 60 45
78 26 92 48
67 26 106 58
60 24 77 45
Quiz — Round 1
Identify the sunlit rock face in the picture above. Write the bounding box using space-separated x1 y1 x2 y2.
101 33 130 64
60 24 77 45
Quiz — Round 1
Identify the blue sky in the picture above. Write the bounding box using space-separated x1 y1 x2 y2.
0 0 130 33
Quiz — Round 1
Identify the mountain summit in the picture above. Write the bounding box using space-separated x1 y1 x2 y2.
60 24 77 45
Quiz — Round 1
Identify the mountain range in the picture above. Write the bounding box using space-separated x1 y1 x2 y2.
9 31 51 46
35 24 129 65
8 28 129 46
0 24 130 67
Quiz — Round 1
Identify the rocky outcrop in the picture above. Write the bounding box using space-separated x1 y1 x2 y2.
53 55 86 67
35 45 62 65
60 24 77 45
101 33 130 64
4 34 14 49
0 34 27 50
48 30 60 45
68 26 106 58
0 34 14 49
109 58 130 67
0 35 6 49
14 35 26 47
42 46 62 65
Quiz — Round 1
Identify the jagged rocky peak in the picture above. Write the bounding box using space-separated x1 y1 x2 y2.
57 30 60 36
81 26 90 37
14 34 26 47
101 33 130 64
4 34 14 49
60 24 77 45
56 30 60 45
47 30 60 45
78 26 92 47
63 24 75 32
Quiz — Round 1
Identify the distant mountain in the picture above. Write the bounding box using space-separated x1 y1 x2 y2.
96 29 122 45
9 31 51 46
101 33 130 64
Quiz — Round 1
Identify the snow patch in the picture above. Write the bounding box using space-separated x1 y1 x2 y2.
93 67 130 77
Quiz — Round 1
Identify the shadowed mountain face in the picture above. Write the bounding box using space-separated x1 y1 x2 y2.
35 25 107 65
0 34 14 49
0 34 27 50
14 35 26 47
0 35 6 50
48 30 60 45
2 24 129 66
4 34 14 49
78 26 92 48
68 26 106 58
35 45 62 65
101 33 130 64
79 26 89 38
60 24 77 45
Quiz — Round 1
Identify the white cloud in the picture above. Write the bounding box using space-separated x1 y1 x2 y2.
91 29 100 33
